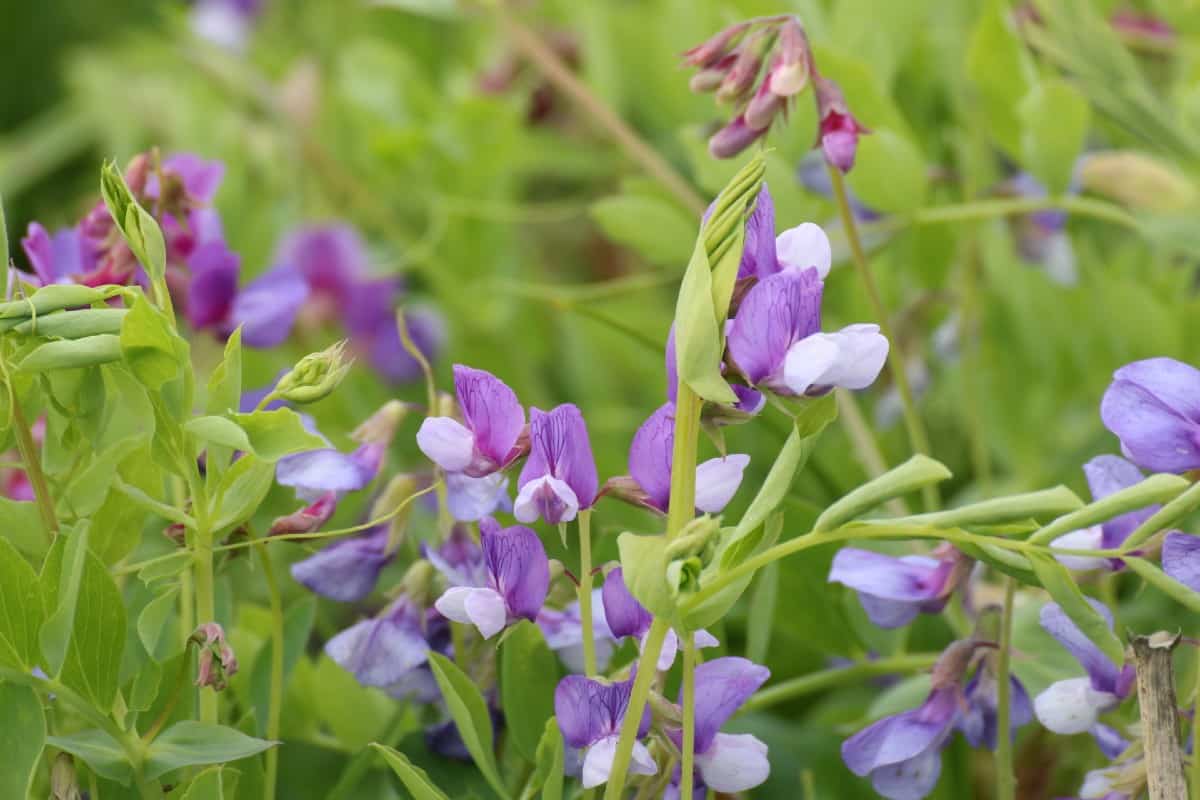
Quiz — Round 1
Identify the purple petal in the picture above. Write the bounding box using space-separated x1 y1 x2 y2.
1112 357 1200 422
741 184 777 280
454 365 525 475
694 454 749 513
186 241 240 329
1084 455 1157 548
601 567 652 640
275 224 369 302
158 153 225 203
290 527 390 601
325 600 430 686
1039 601 1122 694
514 476 579 525
959 670 1032 750
841 687 958 776
868 747 943 800
686 657 770 753
1163 532 1200 592
446 472 511 522
628 403 674 512
1100 379 1200 473
425 525 486 587
22 223 88 284
481 517 549 621
416 417 476 473
694 733 769 793
554 674 642 748
231 264 310 348
518 404 599 513
855 594 923 629
829 549 946 602
341 277 402 337
1090 722 1130 760
727 268 824 387
276 448 375 497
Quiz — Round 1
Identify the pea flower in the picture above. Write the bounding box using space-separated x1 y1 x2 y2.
1100 357 1200 473
666 657 771 797
417 365 527 477
815 76 867 173
554 673 656 788
537 589 616 673
425 524 488 589
1033 601 1134 735
1050 455 1157 570
701 183 833 283
828 544 972 629
515 404 598 524
290 525 392 602
1162 532 1200 590
602 567 717 671
191 0 264 51
445 471 512 522
433 517 549 639
727 268 888 397
326 596 431 690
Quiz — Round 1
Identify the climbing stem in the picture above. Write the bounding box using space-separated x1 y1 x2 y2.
603 619 670 800
679 638 698 800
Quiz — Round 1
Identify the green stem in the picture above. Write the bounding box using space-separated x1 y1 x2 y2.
666 385 703 538
740 653 939 713
679 638 697 800
828 164 938 511
905 195 1140 231
256 543 284 800
578 510 598 676
11 396 57 541
995 577 1018 800
603 619 670 800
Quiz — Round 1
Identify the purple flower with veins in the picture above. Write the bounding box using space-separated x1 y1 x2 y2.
1162 532 1200 591
666 657 771 797
537 589 615 673
554 673 656 788
417 365 527 478
433 517 549 639
1033 601 1134 736
290 525 391 602
325 597 430 689
828 545 971 629
624 403 749 515
602 568 717 671
727 268 888 397
1101 357 1200 473
1050 455 1157 570
515 404 598 524
425 524 488 588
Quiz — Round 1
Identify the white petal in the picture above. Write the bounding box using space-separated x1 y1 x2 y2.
1051 526 1110 571
464 587 509 640
652 628 680 672
694 629 720 650
817 324 889 390
694 454 750 513
696 732 770 792
776 223 832 279
416 417 475 472
1080 768 1116 799
581 736 618 789
434 587 474 625
446 472 510 522
628 740 658 778
1033 677 1118 734
514 475 580 524
782 334 840 395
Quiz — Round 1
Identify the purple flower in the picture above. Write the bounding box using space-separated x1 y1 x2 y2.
959 667 1033 751
276 443 384 502
325 597 430 688
425 524 488 589
228 264 310 348
626 403 749 515
353 300 446 384
665 326 763 421
21 224 95 285
1100 357 1200 473
445 471 512 522
1033 601 1134 735
701 184 833 282
828 546 970 629
148 153 226 205
537 590 615 673
191 0 264 50
1050 455 1158 570
186 241 240 330
417 365 527 477
434 517 549 639
290 526 392 602
815 76 867 173
727 269 888 397
669 657 771 795
515 404 598 524
275 224 368 306
601 568 718 671
1162 532 1200 592
554 673 656 788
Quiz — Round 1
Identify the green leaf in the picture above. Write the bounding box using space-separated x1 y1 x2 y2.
137 587 180 662
130 659 163 712
1125 557 1200 614
0 682 45 798
144 721 276 779
138 552 192 587
615 532 674 618
371 743 452 800
965 0 1034 158
311 656 395 750
212 454 276 532
0 497 47 557
590 193 694 264
426 652 510 800
845 128 928 212
120 294 183 391
1019 79 1091 195
40 526 90 676
180 765 237 800
1028 552 1125 665
47 728 132 784
56 549 127 710
18 335 123 372
185 416 252 453
13 308 127 338
231 409 326 461
1029 473 1190 544
746 562 778 664
531 717 563 800
673 233 739 405
62 435 144 518
0 537 43 669
814 455 953 533
500 621 557 762
206 327 243 416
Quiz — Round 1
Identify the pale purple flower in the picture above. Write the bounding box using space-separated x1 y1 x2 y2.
425 524 488 589
1101 357 1200 473
21 224 95 285
554 673 656 788
1162 532 1200 592
665 327 763 421
417 365 527 477
191 0 264 51
1033 601 1135 735
626 403 749 515
537 590 615 673
815 76 867 173
434 517 549 639
1051 455 1157 570
959 667 1033 750
228 265 310 348
601 568 717 671
1007 171 1078 284
290 525 392 602
325 597 430 689
828 545 970 629
727 268 888 397
515 404 598 524
700 184 833 282
275 224 369 305
276 443 385 503
445 471 512 522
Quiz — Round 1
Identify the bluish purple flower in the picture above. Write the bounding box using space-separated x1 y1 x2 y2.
1162 532 1200 592
554 673 656 788
959 666 1033 750
445 471 512 522
1051 455 1158 570
325 597 430 688
275 224 369 307
667 657 771 795
191 0 264 51
1101 357 1200 473
352 298 446 383
1007 171 1078 284
434 517 549 639
186 241 240 330
727 268 888 397
601 567 718 671
276 443 383 501
537 589 615 673
425 524 488 589
626 403 749 515
21 224 95 285
515 404 598 524
1033 601 1135 735
228 264 310 348
290 525 392 602
417 365 527 478
828 545 970 629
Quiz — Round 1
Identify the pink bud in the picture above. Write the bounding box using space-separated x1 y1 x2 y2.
717 41 763 104
192 622 237 691
708 115 767 159
816 77 868 173
271 491 337 536
688 53 737 93
770 18 810 96
745 69 785 130
682 21 749 68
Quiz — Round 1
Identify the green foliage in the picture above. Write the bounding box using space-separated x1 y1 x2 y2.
0 682 46 798
427 652 510 800
1019 80 1091 196
372 743 452 800
0 537 44 669
499 621 557 762
143 721 276 778
531 718 564 800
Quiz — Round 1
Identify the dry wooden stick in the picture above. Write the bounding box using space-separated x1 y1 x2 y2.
1132 632 1188 800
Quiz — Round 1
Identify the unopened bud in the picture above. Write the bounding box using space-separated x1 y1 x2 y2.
770 18 810 96
598 475 657 513
682 21 750 68
709 115 767 159
191 622 238 691
666 515 721 561
815 76 868 173
717 37 764 104
273 340 352 404
744 76 786 131
689 59 734 93
353 399 407 445
270 491 337 536
648 690 683 726
1079 150 1196 212
401 559 436 606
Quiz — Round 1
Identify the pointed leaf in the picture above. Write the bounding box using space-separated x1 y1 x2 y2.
815 455 953 532
40 526 90 675
144 721 276 779
232 409 326 461
531 717 563 800
47 728 132 784
426 652 510 800
0 682 45 799
0 537 43 669
371 743 452 800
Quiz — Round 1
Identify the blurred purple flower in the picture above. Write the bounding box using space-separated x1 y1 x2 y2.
515 404 598 524
276 224 368 307
418 365 527 477
191 0 265 51
1162 532 1200 591
828 545 971 629
425 524 488 589
1101 357 1200 473
959 665 1033 750
20 224 95 285
538 589 615 673
554 673 656 788
325 597 430 688
601 567 717 671
445 471 512 522
290 525 392 602
1051 455 1157 570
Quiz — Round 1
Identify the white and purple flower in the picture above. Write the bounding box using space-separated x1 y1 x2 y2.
515 404 598 525
417 365 528 478
828 544 971 629
601 567 717 671
554 673 656 788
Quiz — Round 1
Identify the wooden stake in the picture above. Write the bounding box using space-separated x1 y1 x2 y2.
1133 632 1187 800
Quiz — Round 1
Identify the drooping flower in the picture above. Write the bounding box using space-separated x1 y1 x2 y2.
417 365 527 477
192 622 238 691
1100 357 1200 473
1050 455 1157 570
666 657 771 797
537 589 616 673
727 268 888 397
290 525 392 602
815 76 868 173
515 404 599 525
325 597 430 689
1033 601 1135 736
602 567 717 671
828 545 972 629
434 517 549 639
554 673 656 788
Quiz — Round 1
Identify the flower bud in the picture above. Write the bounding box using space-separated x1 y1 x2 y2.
192 622 238 691
1079 150 1196 212
400 559 436 606
371 472 420 551
717 35 765 104
273 340 352 404
709 115 767 159
270 491 337 536
744 75 786 131
682 21 749 68
815 76 868 173
770 18 810 96
689 57 735 93
353 399 407 445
